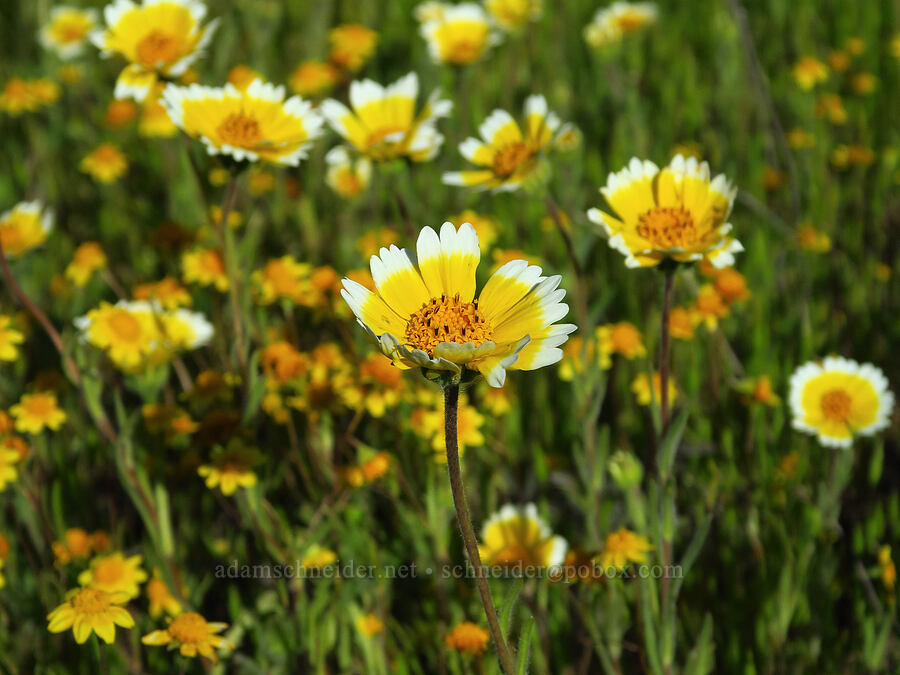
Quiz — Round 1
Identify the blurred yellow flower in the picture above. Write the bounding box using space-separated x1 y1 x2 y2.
419 4 500 66
0 201 53 258
53 528 104 566
597 528 652 570
669 306 695 340
289 60 339 97
791 57 828 90
585 2 657 49
632 372 677 406
146 569 182 618
247 168 276 195
588 155 741 269
789 357 893 449
227 64 263 91
80 143 128 183
252 256 312 305
786 128 814 149
162 79 324 166
133 277 192 309
142 611 231 663
47 587 134 644
735 375 780 407
322 73 451 162
478 503 567 569
183 248 229 291
0 78 38 115
710 267 751 305
693 284 729 329
826 50 849 72
329 24 378 72
0 446 20 491
879 546 896 590
300 545 338 569
598 322 646 359
341 222 576 387
78 552 148 599
198 443 262 496
0 316 25 362
815 93 846 124
796 224 831 253
356 613 384 636
65 242 107 287
139 86 177 137
429 395 485 459
831 144 874 169
558 331 612 381
845 37 865 55
93 0 219 102
850 72 877 95
40 7 98 59
485 0 542 31
325 146 372 198
445 621 491 654
104 98 138 127
10 392 67 434
444 95 560 192
450 211 498 250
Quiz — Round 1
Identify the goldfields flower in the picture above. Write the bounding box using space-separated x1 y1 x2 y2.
0 201 53 258
632 372 677 406
289 60 339 97
584 2 657 49
139 85 177 137
80 143 128 183
851 72 877 95
142 611 231 662
485 0 542 31
105 99 139 128
478 503 567 569
53 528 98 566
0 446 20 491
198 442 263 496
879 546 896 590
133 277 192 309
146 569 182 618
597 322 646 359
0 78 38 115
827 50 849 72
65 242 108 287
597 528 652 570
709 267 751 305
789 357 893 449
356 613 384 636
588 155 741 269
735 375 780 407
321 73 452 162
0 315 25 362
791 56 828 90
74 300 157 369
78 552 148 599
300 545 338 569
252 256 313 305
692 285 728 329
227 64 263 91
831 144 875 169
815 93 846 124
328 24 378 72
40 7 99 59
445 621 491 654
340 222 576 388
92 0 219 102
162 79 324 166
182 248 228 290
10 392 67 434
668 306 695 340
419 4 501 66
443 95 560 192
47 587 134 644
325 146 372 198
796 224 831 253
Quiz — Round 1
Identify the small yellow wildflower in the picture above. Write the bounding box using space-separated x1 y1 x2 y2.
142 611 231 663
78 552 148 600
65 242 107 287
10 392 67 434
0 315 25 362
632 372 677 406
182 248 229 291
47 587 134 644
445 621 491 654
80 143 128 183
597 528 652 570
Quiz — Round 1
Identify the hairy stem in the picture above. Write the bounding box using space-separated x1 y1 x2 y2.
444 384 516 675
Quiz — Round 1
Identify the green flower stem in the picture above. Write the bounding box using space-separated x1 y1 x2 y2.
443 384 516 675
218 176 247 374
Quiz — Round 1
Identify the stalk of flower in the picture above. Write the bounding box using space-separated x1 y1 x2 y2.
341 222 575 674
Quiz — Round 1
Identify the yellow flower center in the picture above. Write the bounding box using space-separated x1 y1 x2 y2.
24 395 55 417
445 39 483 64
136 30 182 66
70 588 112 614
821 389 852 422
92 557 126 585
492 142 532 176
217 113 263 147
637 207 697 249
109 311 143 342
404 295 494 356
366 125 406 153
493 544 532 566
53 19 89 44
168 612 209 644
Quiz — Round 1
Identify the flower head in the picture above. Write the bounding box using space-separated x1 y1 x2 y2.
584 2 657 49
419 4 500 66
92 0 219 101
182 248 228 290
78 552 148 599
443 95 560 192
597 322 646 359
789 357 893 448
300 545 338 569
356 613 384 636
0 201 53 258
0 315 25 362
0 446 20 491
142 611 231 662
65 242 108 287
47 587 134 644
485 0 542 31
133 277 192 309
328 24 378 72
162 79 323 166
588 155 740 269
598 528 652 570
198 442 262 496
632 372 677 406
341 222 576 388
322 73 452 163
325 146 372 198
75 300 157 369
445 621 491 654
40 7 99 59
791 57 828 90
146 569 182 618
10 392 67 434
478 503 567 570
290 60 339 98
80 143 128 183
